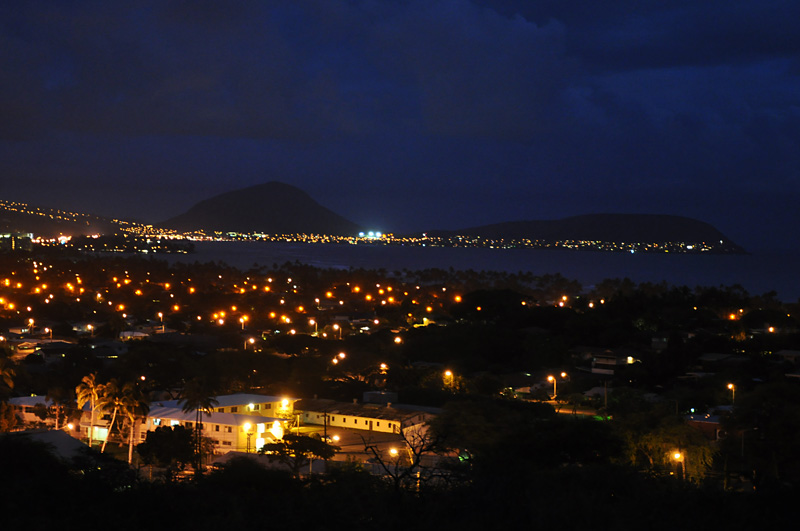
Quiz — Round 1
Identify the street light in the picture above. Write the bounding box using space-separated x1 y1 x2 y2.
309 319 318 336
727 383 735 405
333 323 341 339
158 312 164 332
547 372 567 399
672 451 685 481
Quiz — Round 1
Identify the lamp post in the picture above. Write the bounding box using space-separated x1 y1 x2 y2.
727 383 735 405
333 323 341 339
309 319 317 336
547 372 568 400
673 451 685 481
158 312 164 332
244 422 253 453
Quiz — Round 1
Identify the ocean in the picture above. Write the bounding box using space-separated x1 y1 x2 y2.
155 241 800 302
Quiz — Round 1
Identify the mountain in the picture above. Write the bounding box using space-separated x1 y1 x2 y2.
160 182 361 236
420 214 746 252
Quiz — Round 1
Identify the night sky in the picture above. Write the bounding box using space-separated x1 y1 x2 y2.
1 1 798 252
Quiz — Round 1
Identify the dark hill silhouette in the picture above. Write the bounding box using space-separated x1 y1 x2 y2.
421 214 745 252
160 182 361 235
0 206 118 237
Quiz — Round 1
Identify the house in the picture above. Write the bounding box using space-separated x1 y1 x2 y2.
295 398 437 435
79 393 297 455
7 395 70 428
591 349 639 375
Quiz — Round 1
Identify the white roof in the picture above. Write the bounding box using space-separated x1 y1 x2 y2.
153 393 293 410
8 395 55 407
147 406 285 427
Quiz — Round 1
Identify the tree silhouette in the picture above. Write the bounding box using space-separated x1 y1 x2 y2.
259 433 338 477
96 378 122 453
120 382 150 464
75 372 101 447
178 378 218 472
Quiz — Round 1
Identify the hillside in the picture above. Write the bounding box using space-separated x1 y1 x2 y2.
160 182 361 236
0 201 118 237
421 214 746 252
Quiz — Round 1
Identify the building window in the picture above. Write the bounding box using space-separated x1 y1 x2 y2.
215 425 220 432
354 419 358 425
231 407 238 413
342 418 346 423
265 404 271 409
217 408 225 413
377 422 380 427
222 441 232 446
226 427 232 433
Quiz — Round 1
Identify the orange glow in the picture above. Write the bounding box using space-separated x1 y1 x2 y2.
164 283 170 289
269 312 277 319
264 286 270 292
365 295 372 301
135 289 142 296
454 295 462 302
353 286 360 293
173 305 180 311
426 306 433 312
189 287 195 293
326 291 334 298
297 306 304 312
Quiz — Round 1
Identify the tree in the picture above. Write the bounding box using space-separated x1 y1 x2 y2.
96 378 122 453
137 425 194 480
119 382 150 464
362 421 440 492
259 433 338 477
45 386 74 431
75 373 101 447
178 378 218 472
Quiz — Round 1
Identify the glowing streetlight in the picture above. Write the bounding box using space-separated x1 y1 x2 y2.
245 337 255 350
158 312 164 332
333 323 341 339
672 451 685 480
338 352 346 359
727 383 735 405
87 324 93 337
547 372 567 399
309 319 318 336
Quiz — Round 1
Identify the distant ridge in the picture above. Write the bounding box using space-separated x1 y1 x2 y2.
420 214 746 252
160 182 361 236
0 200 118 237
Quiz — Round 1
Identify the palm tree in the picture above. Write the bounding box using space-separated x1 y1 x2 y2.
96 379 122 453
75 373 101 447
178 378 218 472
119 382 150 464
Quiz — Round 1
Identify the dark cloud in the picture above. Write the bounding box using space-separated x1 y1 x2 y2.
0 0 798 251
